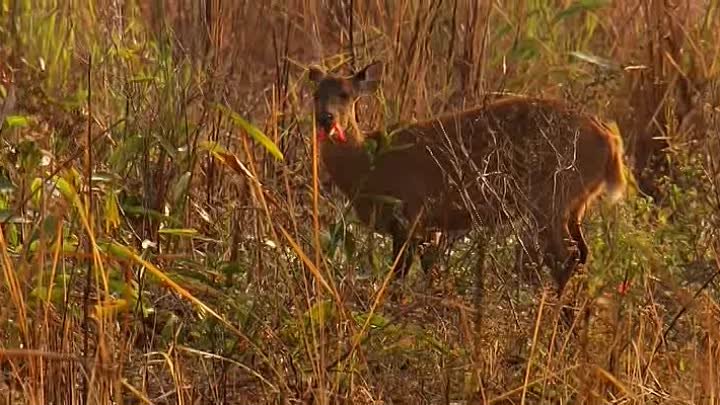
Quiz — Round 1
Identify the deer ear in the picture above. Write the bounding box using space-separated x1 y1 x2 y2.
308 65 325 83
352 61 383 94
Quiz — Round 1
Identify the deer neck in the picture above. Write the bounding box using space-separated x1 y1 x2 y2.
342 104 367 147
318 116 372 196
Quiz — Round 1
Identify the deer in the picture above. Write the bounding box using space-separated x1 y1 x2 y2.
307 61 627 295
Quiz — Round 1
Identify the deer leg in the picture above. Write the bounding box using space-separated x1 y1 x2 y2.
389 199 431 279
538 217 583 329
390 221 417 278
419 231 444 274
542 217 579 296
568 204 588 266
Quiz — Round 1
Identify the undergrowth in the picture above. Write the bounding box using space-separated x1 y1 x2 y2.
1 0 719 404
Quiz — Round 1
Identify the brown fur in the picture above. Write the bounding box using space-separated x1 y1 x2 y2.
308 62 627 293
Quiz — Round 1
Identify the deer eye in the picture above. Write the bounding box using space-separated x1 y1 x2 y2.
338 92 350 101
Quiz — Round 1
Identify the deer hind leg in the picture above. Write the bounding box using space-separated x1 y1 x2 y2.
419 231 445 274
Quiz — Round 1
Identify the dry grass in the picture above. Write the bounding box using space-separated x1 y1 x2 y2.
1 0 719 404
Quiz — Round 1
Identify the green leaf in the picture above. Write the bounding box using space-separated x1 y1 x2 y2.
198 140 230 155
354 311 390 329
108 276 132 299
554 0 610 23
322 220 344 257
160 313 180 340
30 286 65 305
215 104 284 162
363 138 379 156
158 228 199 237
91 172 119 184
305 299 336 328
30 177 44 208
510 37 541 61
171 171 192 206
360 193 404 206
128 75 156 84
101 241 131 260
104 191 121 232
4 115 30 128
220 261 246 286
198 141 255 179
0 176 15 193
151 132 178 159
109 133 143 173
378 142 416 157
569 51 620 71
120 204 182 226
53 176 81 207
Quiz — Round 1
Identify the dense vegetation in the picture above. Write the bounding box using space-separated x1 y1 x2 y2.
1 1 718 404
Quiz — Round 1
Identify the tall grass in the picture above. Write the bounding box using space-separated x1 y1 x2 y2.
0 0 719 404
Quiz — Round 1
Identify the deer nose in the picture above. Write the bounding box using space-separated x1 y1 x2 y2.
317 112 334 129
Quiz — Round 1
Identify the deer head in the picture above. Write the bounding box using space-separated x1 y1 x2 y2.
307 61 383 144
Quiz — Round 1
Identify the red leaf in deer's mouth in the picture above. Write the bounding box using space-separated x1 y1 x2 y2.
331 122 347 143
316 123 347 143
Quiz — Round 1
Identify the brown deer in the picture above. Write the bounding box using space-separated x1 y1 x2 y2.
307 61 626 294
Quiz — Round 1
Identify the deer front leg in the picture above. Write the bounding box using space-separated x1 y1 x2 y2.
388 197 432 279
390 220 418 279
568 205 589 266
541 218 581 296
